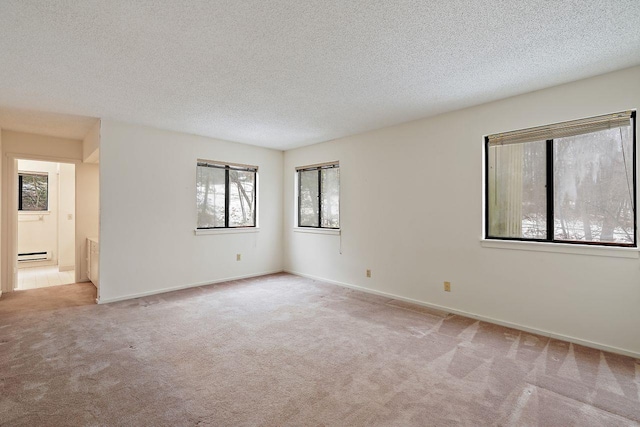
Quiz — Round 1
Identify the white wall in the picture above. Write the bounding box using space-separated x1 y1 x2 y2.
17 160 59 266
98 120 283 302
283 66 640 356
58 163 75 271
0 131 99 291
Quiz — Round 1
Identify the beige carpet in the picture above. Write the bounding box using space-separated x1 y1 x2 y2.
1 273 638 426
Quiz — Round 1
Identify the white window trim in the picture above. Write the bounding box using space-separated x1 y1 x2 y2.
196 159 259 230
195 227 260 236
18 170 50 212
480 238 639 259
294 162 341 231
294 227 341 235
481 111 638 253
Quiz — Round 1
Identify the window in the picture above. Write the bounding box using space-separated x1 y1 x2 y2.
486 111 636 247
196 161 257 229
297 163 340 228
18 172 48 211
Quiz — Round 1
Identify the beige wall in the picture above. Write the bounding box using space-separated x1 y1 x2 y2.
0 130 99 292
83 120 100 163
75 162 99 282
2 130 82 160
284 66 640 357
58 163 76 270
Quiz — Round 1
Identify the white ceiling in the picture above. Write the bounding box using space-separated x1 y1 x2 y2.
0 1 638 150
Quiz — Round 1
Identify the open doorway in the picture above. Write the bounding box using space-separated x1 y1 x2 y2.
15 159 76 290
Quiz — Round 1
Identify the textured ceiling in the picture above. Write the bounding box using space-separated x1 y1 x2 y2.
0 1 639 150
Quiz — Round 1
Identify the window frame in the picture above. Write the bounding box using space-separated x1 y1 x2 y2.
196 160 258 229
18 171 49 212
484 111 637 248
297 163 340 229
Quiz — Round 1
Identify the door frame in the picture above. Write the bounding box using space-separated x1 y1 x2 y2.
5 152 80 292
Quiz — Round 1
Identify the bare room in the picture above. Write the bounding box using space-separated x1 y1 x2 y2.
0 1 638 425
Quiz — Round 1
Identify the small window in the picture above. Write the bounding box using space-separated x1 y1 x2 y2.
297 163 340 228
19 172 48 211
196 161 257 229
485 111 636 247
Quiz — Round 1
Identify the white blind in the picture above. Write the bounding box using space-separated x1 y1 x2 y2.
197 159 257 172
487 111 633 147
295 161 339 171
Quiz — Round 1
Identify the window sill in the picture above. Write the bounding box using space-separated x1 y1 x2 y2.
480 239 639 259
294 227 341 236
195 228 259 236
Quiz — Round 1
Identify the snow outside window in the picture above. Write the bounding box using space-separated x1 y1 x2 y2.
486 112 636 247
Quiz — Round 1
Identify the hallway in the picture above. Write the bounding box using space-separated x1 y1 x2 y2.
17 265 76 290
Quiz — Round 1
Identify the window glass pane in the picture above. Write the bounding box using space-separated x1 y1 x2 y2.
229 170 256 227
488 141 547 238
321 168 340 228
20 174 48 211
554 127 634 244
197 166 226 228
299 170 319 227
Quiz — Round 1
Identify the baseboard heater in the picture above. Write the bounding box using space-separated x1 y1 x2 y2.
18 251 52 262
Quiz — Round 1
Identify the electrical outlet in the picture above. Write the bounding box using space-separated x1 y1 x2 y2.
236 254 241 261
366 269 371 278
444 281 451 292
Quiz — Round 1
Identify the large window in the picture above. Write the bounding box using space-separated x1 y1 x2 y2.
486 111 636 247
297 163 340 228
196 161 257 229
18 172 48 211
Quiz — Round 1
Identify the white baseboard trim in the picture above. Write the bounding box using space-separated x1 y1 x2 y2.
97 270 284 304
285 270 640 359
18 260 57 269
58 265 74 272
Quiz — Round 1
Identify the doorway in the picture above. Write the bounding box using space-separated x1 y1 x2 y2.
15 159 76 290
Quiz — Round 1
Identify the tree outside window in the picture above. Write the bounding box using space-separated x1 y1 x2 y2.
298 164 340 229
19 173 48 211
196 161 257 228
486 112 636 247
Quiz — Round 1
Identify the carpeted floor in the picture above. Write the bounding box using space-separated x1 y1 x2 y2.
1 273 638 426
